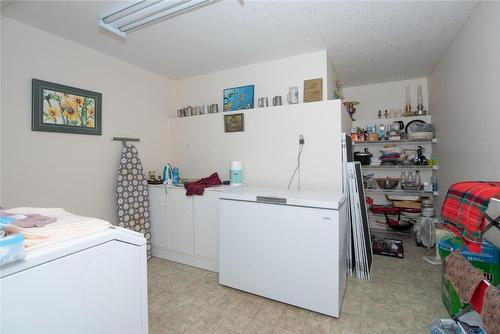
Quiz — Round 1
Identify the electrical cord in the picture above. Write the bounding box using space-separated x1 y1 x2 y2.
287 143 304 190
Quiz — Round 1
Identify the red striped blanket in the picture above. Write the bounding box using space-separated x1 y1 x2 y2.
441 181 500 253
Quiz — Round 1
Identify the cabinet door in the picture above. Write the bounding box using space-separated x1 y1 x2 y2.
166 188 194 255
193 191 219 261
149 186 168 249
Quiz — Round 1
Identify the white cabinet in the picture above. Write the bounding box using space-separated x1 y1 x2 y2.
193 191 219 261
148 184 231 272
166 188 194 255
149 186 168 249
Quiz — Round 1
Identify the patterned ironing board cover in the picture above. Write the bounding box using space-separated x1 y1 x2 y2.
116 145 151 258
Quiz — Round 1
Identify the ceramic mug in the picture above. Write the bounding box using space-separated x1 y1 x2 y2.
258 97 269 108
287 86 299 104
210 104 218 113
186 106 193 116
201 105 209 114
273 96 283 106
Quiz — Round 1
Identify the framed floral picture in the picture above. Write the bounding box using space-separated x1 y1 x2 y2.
32 79 102 135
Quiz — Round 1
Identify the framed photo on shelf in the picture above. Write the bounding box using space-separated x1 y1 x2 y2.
223 85 254 111
303 78 323 103
224 113 244 133
32 79 102 135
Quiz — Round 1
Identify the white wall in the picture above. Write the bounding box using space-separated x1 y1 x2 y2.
1 18 177 222
326 55 338 101
343 78 428 121
429 2 500 207
177 51 329 116
169 100 344 192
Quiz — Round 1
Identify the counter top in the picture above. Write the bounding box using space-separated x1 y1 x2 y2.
148 183 240 192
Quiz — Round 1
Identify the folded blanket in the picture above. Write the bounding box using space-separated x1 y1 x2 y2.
441 181 500 253
4 208 111 252
1 210 57 228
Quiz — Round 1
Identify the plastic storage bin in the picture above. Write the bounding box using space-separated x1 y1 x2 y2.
0 233 25 266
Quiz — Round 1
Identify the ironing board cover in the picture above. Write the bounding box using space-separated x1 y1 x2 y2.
116 145 151 258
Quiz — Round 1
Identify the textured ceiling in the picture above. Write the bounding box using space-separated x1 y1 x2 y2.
1 0 478 86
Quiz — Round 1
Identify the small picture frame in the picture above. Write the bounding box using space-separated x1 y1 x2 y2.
224 113 245 133
223 85 254 111
32 79 102 135
303 78 323 103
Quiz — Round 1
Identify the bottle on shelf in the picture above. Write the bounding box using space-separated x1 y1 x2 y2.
400 171 407 183
432 175 438 191
378 123 386 140
408 171 415 183
415 170 421 185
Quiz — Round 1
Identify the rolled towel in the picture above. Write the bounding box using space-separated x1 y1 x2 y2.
444 250 485 304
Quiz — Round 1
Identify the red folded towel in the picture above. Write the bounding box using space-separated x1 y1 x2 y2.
184 173 222 196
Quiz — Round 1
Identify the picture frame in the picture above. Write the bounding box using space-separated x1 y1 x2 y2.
32 79 102 135
223 85 254 111
224 113 245 133
303 78 323 103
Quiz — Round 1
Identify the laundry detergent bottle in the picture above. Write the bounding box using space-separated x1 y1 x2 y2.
230 161 243 185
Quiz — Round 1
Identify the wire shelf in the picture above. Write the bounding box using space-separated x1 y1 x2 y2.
365 189 438 196
353 138 437 145
362 165 438 170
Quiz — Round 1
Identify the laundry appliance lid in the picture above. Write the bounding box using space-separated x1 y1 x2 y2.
0 227 145 278
220 186 345 210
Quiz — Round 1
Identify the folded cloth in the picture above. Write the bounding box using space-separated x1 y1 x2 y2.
444 250 485 304
4 208 111 252
441 181 500 253
482 285 500 334
0 211 57 228
184 173 222 196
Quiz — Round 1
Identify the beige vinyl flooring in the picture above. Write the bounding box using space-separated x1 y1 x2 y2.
148 237 448 334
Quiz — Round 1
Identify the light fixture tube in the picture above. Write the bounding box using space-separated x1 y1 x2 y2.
99 0 214 37
120 0 213 32
112 0 191 30
102 0 162 24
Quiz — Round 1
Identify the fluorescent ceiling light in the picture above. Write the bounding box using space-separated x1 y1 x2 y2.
100 0 214 38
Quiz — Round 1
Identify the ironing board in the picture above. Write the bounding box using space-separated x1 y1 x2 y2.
116 144 151 258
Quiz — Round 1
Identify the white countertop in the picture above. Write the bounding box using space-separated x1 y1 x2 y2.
220 186 346 210
148 183 240 192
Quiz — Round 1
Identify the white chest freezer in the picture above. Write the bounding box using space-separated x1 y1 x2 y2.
218 187 347 317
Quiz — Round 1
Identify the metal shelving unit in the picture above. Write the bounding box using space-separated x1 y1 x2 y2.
353 138 437 145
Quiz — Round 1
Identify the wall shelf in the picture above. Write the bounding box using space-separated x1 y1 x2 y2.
353 138 437 145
